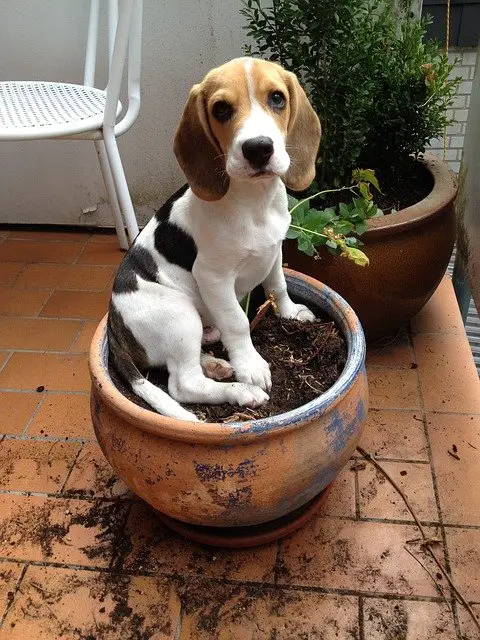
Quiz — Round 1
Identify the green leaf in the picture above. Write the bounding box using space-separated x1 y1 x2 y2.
285 228 300 239
358 182 372 201
311 234 328 247
352 168 381 193
332 220 354 235
326 239 338 250
303 210 336 231
287 194 299 210
298 235 316 256
353 198 369 218
355 220 368 235
339 202 353 219
290 199 310 224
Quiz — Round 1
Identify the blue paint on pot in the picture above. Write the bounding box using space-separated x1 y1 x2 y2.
272 463 339 520
326 397 366 454
193 459 257 482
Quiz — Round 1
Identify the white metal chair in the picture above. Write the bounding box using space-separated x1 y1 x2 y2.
0 0 143 249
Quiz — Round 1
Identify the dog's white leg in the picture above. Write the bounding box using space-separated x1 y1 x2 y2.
167 311 268 408
200 353 234 381
193 263 272 391
263 250 316 322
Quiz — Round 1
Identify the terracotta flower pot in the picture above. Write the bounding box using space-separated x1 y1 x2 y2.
283 154 457 342
89 270 368 536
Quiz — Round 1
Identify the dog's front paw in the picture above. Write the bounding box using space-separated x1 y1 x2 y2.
230 383 269 408
233 353 271 392
280 302 316 323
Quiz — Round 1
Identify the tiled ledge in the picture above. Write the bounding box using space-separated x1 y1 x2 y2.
0 231 479 639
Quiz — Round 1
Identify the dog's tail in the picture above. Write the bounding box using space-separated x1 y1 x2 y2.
107 323 199 422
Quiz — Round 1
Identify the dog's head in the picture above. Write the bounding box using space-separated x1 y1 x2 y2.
173 57 321 201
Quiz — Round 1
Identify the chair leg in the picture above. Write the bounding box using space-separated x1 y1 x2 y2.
103 131 140 246
94 140 129 250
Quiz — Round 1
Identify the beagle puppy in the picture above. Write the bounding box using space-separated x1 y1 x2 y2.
108 57 321 422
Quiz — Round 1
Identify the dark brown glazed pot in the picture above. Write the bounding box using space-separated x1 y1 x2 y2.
283 154 457 341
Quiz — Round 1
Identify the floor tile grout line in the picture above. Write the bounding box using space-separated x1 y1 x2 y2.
66 321 87 353
272 539 282 586
356 516 445 527
59 444 85 494
8 286 113 293
0 557 461 607
0 562 28 630
368 407 480 418
369 405 423 412
358 595 365 640
34 289 55 318
0 236 91 244
354 468 361 520
0 347 88 356
0 389 90 396
367 364 421 371
0 262 119 268
351 456 431 465
173 602 184 640
3 434 94 444
0 352 13 374
0 489 136 501
108 502 134 572
9 262 29 288
410 331 462 638
0 315 105 322
21 393 48 437
72 242 89 266
0 556 457 602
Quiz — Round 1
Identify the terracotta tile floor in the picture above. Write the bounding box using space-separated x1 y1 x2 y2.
0 229 479 639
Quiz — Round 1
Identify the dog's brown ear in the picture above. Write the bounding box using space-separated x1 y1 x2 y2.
282 71 321 192
173 84 229 201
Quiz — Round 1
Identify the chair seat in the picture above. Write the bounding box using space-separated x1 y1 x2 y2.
0 81 121 140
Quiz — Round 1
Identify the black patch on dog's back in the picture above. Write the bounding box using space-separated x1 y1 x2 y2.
113 245 159 294
154 184 197 271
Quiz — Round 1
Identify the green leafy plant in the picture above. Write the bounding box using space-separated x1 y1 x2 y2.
286 169 383 265
241 0 460 187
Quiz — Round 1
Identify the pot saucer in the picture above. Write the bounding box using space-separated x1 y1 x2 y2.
155 483 332 548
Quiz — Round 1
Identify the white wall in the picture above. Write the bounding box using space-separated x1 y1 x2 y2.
0 0 247 227
427 48 478 174
457 48 480 311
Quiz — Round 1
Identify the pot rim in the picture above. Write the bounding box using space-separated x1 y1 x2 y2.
89 269 366 444
365 153 457 238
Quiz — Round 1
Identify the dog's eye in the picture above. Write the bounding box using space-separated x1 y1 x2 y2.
268 91 286 109
212 100 234 123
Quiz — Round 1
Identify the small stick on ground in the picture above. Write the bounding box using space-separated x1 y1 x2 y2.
404 545 452 612
29 581 53 596
357 445 480 633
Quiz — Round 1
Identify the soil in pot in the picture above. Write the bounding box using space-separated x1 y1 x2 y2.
108 311 347 423
310 156 434 212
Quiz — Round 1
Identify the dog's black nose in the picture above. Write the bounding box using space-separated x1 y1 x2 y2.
242 136 274 169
